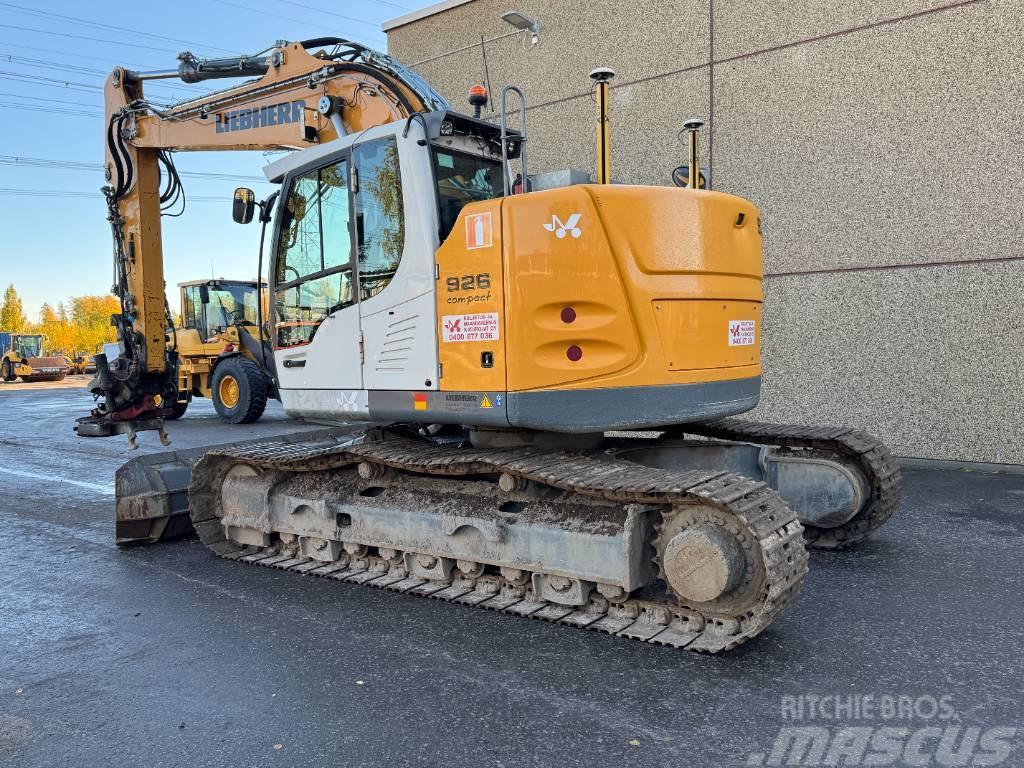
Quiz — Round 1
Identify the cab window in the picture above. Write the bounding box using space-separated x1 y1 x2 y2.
354 138 405 301
433 148 503 242
206 284 259 334
15 336 42 357
274 158 353 347
181 286 202 331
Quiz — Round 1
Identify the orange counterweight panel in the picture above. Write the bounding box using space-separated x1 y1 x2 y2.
500 185 763 394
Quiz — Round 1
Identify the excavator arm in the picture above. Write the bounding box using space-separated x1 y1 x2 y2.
76 38 448 445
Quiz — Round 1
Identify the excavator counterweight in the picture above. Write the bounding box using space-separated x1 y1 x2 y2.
81 38 901 652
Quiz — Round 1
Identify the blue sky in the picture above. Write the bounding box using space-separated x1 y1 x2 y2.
0 0 430 319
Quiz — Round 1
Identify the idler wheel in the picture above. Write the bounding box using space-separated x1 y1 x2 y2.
662 524 745 603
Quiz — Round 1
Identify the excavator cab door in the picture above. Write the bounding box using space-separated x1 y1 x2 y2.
271 150 363 398
354 130 440 393
265 122 446 421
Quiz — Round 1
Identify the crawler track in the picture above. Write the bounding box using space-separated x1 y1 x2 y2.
189 434 809 653
683 419 902 549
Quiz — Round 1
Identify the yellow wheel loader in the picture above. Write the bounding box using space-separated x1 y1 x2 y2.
74 38 901 652
1 333 69 382
168 278 275 423
67 352 97 375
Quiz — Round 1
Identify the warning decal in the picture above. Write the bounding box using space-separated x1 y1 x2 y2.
479 395 493 409
442 312 500 343
728 320 756 346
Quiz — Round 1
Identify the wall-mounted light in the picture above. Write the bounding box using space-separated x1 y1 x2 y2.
501 10 542 46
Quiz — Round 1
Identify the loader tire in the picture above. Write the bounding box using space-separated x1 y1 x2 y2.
166 400 189 420
2 361 15 382
211 357 268 424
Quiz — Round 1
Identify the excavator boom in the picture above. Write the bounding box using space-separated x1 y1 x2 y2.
77 38 448 443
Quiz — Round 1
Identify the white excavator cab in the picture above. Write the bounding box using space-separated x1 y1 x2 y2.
258 112 507 421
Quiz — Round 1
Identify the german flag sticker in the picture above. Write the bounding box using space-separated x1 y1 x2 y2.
413 393 428 411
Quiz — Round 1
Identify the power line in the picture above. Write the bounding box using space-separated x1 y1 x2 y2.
0 103 100 118
0 40 207 96
0 52 199 95
0 23 185 55
0 91 100 110
353 0 413 12
210 0 387 45
0 71 190 108
0 154 265 183
0 53 107 77
0 154 97 169
0 1 238 55
0 39 162 69
369 0 415 11
0 187 230 202
276 0 391 31
0 70 100 91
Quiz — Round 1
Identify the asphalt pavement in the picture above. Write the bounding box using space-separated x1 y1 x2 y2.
0 384 1021 767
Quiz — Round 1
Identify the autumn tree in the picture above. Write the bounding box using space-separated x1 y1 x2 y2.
14 293 120 354
39 302 77 353
68 295 120 352
1 284 26 332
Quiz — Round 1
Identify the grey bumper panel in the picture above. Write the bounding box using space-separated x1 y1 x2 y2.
506 376 761 433
368 389 510 427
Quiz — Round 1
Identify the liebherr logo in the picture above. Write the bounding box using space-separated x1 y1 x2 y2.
215 99 305 133
543 213 582 239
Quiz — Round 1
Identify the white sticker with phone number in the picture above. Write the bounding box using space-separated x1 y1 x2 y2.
442 312 500 343
728 320 756 346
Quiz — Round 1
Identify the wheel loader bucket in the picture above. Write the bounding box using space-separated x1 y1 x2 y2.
114 428 353 545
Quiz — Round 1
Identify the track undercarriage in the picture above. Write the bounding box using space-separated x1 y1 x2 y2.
166 419 900 653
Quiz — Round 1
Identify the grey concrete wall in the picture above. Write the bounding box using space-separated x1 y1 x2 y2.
386 0 1023 463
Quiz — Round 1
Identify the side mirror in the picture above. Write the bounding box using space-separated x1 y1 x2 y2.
233 187 256 224
672 165 708 189
199 284 210 305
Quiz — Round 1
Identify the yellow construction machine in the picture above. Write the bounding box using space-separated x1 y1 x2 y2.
66 352 98 375
1 332 69 382
169 278 275 423
75 38 901 652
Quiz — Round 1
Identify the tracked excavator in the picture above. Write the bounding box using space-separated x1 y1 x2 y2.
76 38 901 652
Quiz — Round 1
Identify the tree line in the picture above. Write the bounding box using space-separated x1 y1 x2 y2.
1 284 119 355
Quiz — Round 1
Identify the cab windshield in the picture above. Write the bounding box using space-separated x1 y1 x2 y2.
205 283 259 333
14 335 42 358
433 148 503 241
181 282 260 340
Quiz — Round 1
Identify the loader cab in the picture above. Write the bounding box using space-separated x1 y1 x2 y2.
248 111 511 418
179 279 261 341
12 334 43 359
